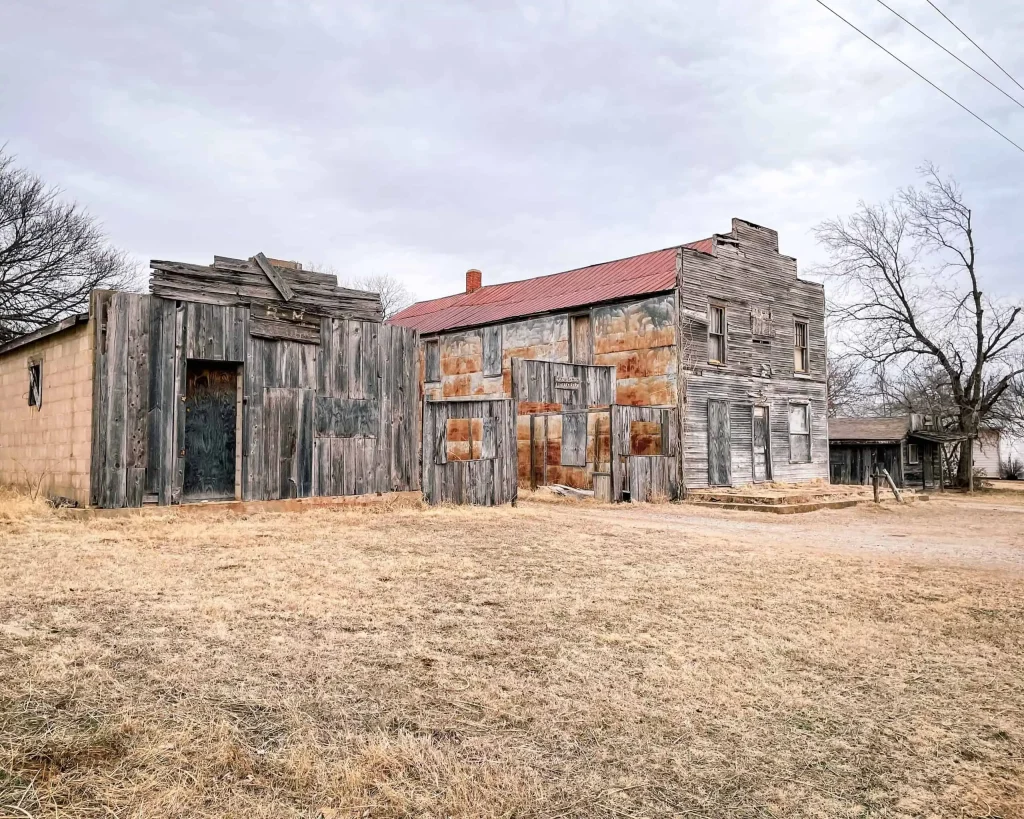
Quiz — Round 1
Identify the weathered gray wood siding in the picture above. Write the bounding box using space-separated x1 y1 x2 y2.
679 220 829 489
150 256 382 322
91 292 419 507
510 359 615 410
422 398 517 506
313 319 420 497
610 404 680 502
510 359 616 489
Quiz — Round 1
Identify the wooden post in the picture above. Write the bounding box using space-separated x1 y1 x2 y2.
938 444 945 492
881 468 903 503
872 469 880 504
967 435 975 493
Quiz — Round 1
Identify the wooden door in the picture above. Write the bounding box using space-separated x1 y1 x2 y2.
707 399 731 486
570 314 593 365
183 362 237 501
752 405 771 482
264 388 314 500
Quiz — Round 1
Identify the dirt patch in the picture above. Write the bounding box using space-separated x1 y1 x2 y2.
0 493 1022 817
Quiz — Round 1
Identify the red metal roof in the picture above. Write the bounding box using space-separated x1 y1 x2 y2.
389 239 714 334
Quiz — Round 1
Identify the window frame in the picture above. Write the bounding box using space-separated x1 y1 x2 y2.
907 442 920 465
28 360 42 408
708 303 727 365
793 318 809 374
424 338 441 383
788 400 812 464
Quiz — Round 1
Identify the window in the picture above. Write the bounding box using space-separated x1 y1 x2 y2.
789 402 811 463
424 339 440 382
794 320 808 373
28 361 42 408
444 417 496 462
630 420 665 456
708 305 726 364
482 326 502 377
907 443 920 465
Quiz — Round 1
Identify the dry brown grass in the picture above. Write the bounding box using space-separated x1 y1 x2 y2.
1 491 1023 818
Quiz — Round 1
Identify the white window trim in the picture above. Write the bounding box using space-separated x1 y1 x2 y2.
793 318 809 375
788 400 812 464
708 303 727 366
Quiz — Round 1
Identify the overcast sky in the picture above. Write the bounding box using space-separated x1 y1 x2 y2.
2 0 1022 303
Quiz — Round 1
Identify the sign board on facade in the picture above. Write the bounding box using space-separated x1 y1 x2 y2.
555 376 582 390
750 306 775 338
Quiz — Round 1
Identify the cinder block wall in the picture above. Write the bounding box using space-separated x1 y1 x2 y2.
0 322 94 503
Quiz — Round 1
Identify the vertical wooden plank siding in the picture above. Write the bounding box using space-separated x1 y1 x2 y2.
422 399 516 505
611 404 680 502
88 289 419 507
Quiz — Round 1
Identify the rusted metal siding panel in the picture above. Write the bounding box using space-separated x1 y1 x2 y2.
592 294 677 407
679 222 828 489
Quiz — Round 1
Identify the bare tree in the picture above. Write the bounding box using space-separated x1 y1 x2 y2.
306 262 413 320
815 164 1024 485
826 350 866 417
0 149 137 343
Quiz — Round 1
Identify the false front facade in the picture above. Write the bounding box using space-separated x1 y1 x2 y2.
389 218 829 497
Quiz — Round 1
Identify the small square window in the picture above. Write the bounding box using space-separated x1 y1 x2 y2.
28 362 42 408
907 443 920 465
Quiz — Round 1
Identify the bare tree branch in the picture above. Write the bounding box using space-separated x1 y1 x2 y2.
816 164 1024 485
0 149 138 342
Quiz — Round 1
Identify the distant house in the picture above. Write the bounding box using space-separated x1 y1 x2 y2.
973 426 1003 477
827 414 966 489
391 218 829 496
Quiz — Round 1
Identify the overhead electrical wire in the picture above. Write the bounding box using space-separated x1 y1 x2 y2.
924 0 1024 95
812 0 1024 156
872 0 1024 112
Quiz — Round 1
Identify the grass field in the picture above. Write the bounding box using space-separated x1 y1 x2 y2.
1 490 1023 818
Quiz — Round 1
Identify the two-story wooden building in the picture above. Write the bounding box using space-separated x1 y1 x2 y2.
389 218 829 494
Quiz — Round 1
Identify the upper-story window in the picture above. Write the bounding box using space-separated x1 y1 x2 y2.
424 339 440 383
28 361 42 407
794 319 809 373
708 305 726 364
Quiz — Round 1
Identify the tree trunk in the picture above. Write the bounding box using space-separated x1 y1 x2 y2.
955 410 980 487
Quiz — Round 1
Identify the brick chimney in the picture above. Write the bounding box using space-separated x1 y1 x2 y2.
466 269 482 294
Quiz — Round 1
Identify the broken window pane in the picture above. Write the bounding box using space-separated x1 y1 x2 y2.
28 362 42 408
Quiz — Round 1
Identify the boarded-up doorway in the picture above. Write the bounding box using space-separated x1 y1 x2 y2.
183 361 238 501
708 398 731 486
264 387 314 500
752 405 771 482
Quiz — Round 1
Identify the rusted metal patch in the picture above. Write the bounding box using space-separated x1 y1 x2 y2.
593 294 675 355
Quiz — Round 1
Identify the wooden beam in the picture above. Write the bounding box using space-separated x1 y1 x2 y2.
253 252 295 302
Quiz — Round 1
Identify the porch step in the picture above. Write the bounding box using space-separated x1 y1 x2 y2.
687 495 921 514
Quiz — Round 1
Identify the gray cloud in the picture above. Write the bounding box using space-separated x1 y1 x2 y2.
2 0 1022 300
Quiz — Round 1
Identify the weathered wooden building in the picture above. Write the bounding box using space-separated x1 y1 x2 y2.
827 415 950 489
390 218 829 498
0 254 420 507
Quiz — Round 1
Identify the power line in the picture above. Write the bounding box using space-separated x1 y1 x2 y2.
924 0 1024 95
872 0 1024 112
812 0 1024 156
